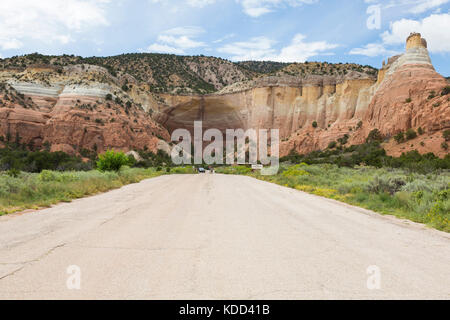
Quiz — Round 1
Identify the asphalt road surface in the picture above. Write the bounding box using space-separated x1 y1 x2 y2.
0 174 449 299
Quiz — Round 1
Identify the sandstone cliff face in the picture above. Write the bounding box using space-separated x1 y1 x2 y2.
0 33 448 159
355 34 449 157
0 67 169 154
159 33 449 158
159 77 375 141
359 64 449 157
158 74 378 157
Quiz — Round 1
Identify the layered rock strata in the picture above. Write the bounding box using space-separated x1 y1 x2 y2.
159 33 449 157
0 33 448 158
0 67 169 154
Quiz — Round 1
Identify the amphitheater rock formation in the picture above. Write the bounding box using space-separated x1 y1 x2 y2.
158 33 449 157
0 33 448 158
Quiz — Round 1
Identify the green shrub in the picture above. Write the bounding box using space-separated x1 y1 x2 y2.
436 189 449 201
401 176 449 193
282 164 311 177
39 170 58 182
312 121 318 128
7 168 20 178
96 150 131 172
328 141 337 149
337 134 349 145
427 201 450 232
366 129 383 143
405 129 417 140
441 86 450 96
127 155 137 167
418 127 424 135
215 165 252 175
0 147 91 172
337 180 370 194
443 129 450 142
282 142 450 174
367 175 406 195
39 170 79 182
172 167 196 174
394 132 405 143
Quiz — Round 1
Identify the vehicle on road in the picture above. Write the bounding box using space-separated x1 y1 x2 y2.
198 168 206 173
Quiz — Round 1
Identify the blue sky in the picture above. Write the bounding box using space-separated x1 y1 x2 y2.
0 0 449 75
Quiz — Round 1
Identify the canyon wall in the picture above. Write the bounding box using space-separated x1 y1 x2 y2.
0 33 448 158
0 66 169 155
158 77 376 140
158 33 449 157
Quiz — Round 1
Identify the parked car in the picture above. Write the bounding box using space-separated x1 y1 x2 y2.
198 167 206 173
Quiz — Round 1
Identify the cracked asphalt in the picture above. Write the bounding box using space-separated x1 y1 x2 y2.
0 174 449 299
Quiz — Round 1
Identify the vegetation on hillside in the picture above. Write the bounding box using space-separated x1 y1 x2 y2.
237 61 290 74
0 53 255 94
0 144 177 173
0 147 92 172
0 83 38 109
281 142 450 174
274 61 378 78
0 52 378 94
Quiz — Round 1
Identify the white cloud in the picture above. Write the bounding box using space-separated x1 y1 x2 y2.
218 34 338 62
164 26 205 37
146 43 185 55
381 13 450 52
350 43 400 57
0 39 23 51
150 0 216 8
186 0 216 7
0 0 110 51
146 26 206 54
157 35 206 49
350 13 450 57
236 0 318 17
213 33 236 44
364 0 449 14
409 0 449 14
218 36 277 60
274 34 339 62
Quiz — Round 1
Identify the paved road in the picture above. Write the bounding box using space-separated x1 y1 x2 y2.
0 174 449 299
